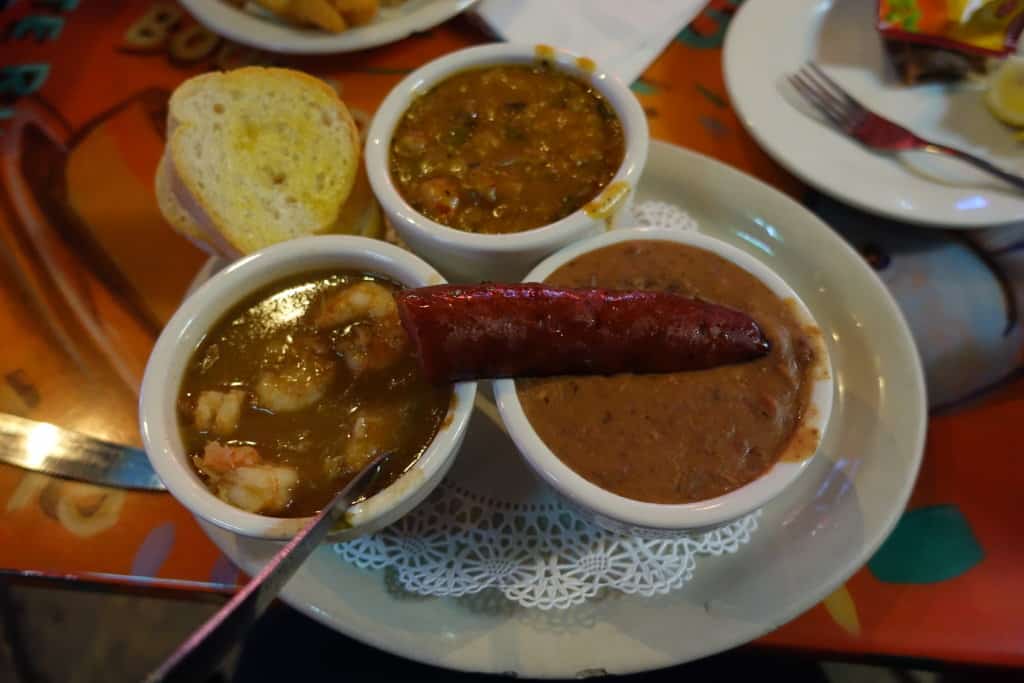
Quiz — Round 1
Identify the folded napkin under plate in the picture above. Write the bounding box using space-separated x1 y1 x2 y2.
472 0 709 83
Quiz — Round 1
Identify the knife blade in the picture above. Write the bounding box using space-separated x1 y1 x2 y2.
143 452 392 683
0 412 164 491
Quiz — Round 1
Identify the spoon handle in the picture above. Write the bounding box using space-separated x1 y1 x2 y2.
144 452 390 683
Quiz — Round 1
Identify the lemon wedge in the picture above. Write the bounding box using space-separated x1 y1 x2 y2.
986 56 1024 128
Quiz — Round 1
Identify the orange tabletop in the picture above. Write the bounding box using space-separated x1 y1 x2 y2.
2 0 1022 668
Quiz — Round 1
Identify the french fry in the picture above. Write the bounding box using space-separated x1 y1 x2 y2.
332 0 378 27
253 0 290 12
255 0 347 33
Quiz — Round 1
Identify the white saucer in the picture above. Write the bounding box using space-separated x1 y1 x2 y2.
197 140 927 677
180 0 476 55
724 0 1024 228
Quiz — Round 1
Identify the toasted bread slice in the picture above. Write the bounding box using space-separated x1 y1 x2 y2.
329 157 383 239
154 151 200 241
155 151 216 253
166 67 360 255
154 151 240 258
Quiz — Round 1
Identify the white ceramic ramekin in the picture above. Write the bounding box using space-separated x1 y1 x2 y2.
493 227 833 534
365 43 649 283
139 235 477 541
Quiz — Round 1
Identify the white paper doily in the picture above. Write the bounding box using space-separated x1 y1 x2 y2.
631 199 700 232
334 201 761 610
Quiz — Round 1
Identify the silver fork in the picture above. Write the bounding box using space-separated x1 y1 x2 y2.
789 62 1024 192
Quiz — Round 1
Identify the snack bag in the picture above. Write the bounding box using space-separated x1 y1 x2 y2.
879 0 1024 82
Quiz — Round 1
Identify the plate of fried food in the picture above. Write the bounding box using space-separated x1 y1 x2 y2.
179 0 478 54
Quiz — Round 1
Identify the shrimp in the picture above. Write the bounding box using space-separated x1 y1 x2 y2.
316 281 408 376
217 465 298 514
255 335 335 413
415 176 460 219
343 409 398 471
197 442 297 514
333 317 407 377
314 281 397 330
194 389 246 436
200 441 261 473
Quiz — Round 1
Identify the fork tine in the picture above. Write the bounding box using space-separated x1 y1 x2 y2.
798 67 855 124
789 74 846 127
790 73 839 117
806 62 862 111
789 74 841 124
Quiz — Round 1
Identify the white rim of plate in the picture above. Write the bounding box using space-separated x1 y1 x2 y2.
178 0 478 55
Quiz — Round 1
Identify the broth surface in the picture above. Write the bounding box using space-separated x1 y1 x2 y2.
516 241 820 504
390 64 625 234
178 271 451 517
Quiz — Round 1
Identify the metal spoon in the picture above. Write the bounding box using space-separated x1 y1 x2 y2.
143 452 391 683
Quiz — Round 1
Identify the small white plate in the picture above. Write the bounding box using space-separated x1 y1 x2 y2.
724 0 1024 228
180 0 477 55
197 140 927 677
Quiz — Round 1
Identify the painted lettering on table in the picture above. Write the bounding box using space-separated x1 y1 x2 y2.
676 0 745 49
0 2 276 135
0 0 77 133
10 14 63 42
30 1 80 10
0 63 48 96
121 2 277 69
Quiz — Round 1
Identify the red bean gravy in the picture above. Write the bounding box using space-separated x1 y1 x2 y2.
515 240 824 504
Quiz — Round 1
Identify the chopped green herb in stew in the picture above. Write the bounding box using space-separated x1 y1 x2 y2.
390 64 626 234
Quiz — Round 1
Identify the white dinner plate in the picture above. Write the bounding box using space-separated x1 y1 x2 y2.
180 0 477 55
199 140 927 677
724 0 1024 229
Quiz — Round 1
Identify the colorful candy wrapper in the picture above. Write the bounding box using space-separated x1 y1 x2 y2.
879 0 1024 82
